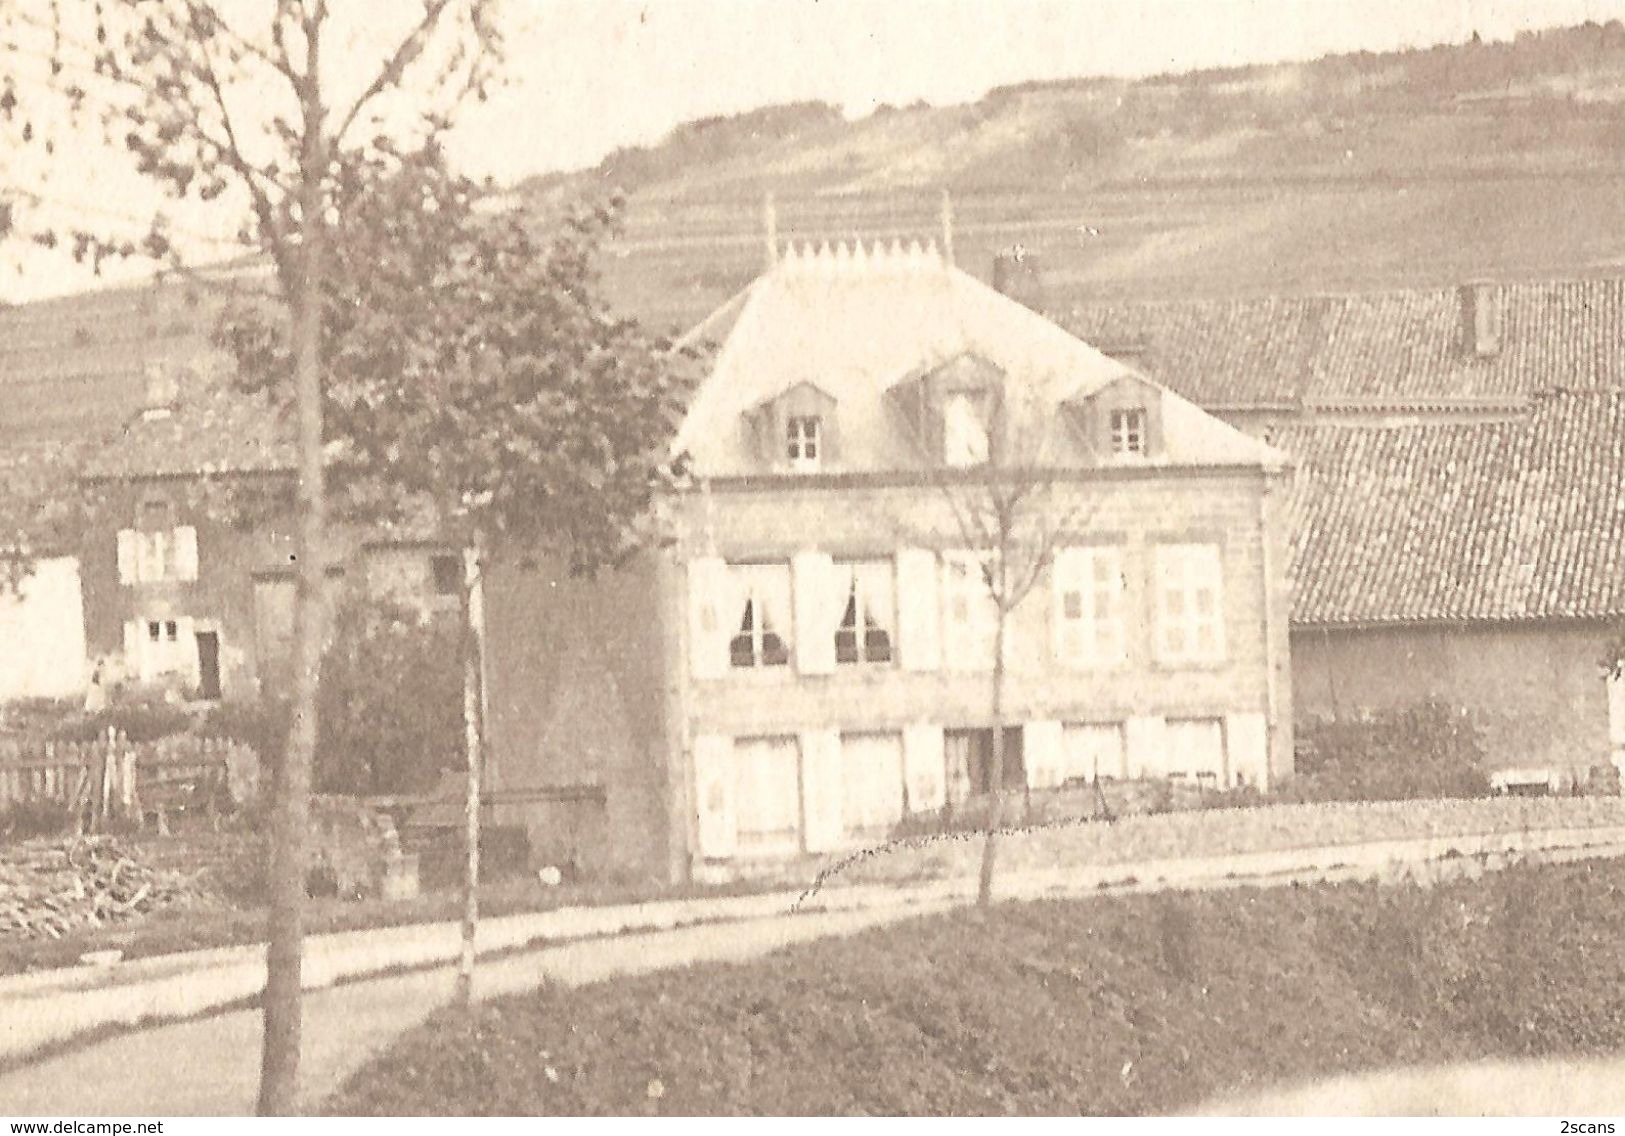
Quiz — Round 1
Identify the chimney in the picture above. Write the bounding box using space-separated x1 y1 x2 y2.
1458 281 1501 358
763 192 778 270
142 361 178 420
992 245 1044 312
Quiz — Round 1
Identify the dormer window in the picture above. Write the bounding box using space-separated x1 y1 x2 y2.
787 415 822 472
1110 408 1147 457
943 392 989 467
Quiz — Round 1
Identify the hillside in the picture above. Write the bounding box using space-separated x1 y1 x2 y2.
525 22 1625 329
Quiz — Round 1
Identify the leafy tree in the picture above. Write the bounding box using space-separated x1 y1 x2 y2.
1 1 503 1113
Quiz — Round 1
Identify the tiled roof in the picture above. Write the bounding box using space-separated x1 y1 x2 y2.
1281 390 1625 626
1059 279 1625 408
77 361 295 482
677 241 1284 475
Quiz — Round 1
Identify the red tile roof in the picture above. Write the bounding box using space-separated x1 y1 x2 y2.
1281 390 1625 626
1059 279 1625 407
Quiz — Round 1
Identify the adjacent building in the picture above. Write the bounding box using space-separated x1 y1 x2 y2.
1068 278 1625 782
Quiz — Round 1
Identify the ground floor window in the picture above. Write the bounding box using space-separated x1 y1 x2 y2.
944 727 1025 804
1063 722 1126 783
841 731 904 837
1164 717 1226 785
734 736 801 854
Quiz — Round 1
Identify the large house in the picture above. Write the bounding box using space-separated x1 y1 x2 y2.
481 240 1294 881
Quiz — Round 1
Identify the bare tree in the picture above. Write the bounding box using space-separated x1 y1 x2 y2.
0 2 502 1114
915 378 1097 906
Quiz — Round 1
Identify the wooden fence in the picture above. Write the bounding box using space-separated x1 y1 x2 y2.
0 731 254 829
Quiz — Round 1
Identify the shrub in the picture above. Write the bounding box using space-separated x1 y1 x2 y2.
313 599 464 797
0 798 70 842
1287 702 1489 802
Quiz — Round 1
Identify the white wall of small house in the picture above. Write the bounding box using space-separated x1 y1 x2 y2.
0 556 89 702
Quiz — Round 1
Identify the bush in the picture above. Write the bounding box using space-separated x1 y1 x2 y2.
1287 703 1489 802
313 600 464 797
0 799 70 842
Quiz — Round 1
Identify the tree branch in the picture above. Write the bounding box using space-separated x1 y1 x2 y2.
331 0 454 146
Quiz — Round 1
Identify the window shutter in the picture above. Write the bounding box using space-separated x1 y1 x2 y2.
800 728 844 853
692 734 737 859
172 526 199 582
896 548 940 671
1024 720 1065 790
176 617 198 682
122 620 143 678
792 551 837 675
1124 715 1166 779
901 722 946 812
686 557 730 681
116 530 138 586
1051 547 1081 664
1226 712 1269 791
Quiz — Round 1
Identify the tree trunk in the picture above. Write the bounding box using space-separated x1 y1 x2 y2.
455 542 485 1009
976 603 1009 907
257 81 327 1119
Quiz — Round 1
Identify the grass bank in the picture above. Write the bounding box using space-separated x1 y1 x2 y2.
327 856 1625 1116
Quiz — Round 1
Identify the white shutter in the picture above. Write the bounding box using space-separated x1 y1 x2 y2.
122 620 143 678
1024 719 1066 790
1226 712 1270 791
1051 547 1082 664
896 548 940 671
792 551 837 675
692 734 736 859
686 557 730 681
902 722 946 812
1125 715 1166 779
116 530 138 586
800 728 844 853
172 526 199 582
175 617 198 682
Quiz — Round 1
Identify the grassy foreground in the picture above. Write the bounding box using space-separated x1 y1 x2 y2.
327 856 1625 1116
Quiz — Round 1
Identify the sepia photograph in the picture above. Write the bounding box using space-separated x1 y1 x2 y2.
3 0 1625 1122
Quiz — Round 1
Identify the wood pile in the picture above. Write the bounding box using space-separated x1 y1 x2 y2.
0 838 200 941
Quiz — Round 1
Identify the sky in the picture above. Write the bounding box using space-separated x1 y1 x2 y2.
6 0 1625 301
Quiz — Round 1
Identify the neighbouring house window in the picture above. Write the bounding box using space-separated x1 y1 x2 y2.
786 415 822 472
1165 717 1226 785
834 560 894 665
1053 547 1126 667
941 550 998 668
1154 543 1225 664
1110 407 1147 456
943 392 989 467
431 554 462 596
734 736 802 853
118 523 198 585
729 563 793 669
944 727 1025 803
841 732 905 838
132 615 195 681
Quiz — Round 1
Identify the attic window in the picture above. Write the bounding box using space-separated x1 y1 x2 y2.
1110 408 1147 457
787 415 822 472
943 393 989 467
